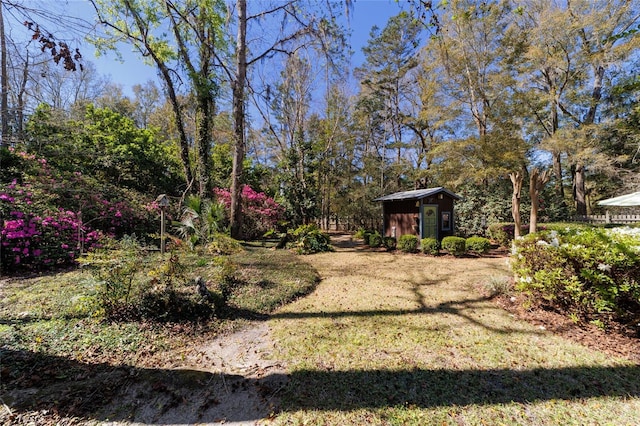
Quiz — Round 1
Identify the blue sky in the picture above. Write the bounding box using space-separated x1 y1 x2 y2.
76 0 409 95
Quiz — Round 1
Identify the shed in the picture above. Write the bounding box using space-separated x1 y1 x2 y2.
373 187 462 241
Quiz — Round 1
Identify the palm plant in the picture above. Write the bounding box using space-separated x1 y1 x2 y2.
177 195 227 249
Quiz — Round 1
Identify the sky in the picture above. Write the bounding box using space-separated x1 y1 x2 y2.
70 0 411 96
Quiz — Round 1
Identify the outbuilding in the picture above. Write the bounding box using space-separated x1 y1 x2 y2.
373 187 462 241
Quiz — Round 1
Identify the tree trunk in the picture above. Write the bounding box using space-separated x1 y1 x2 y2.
1 1 9 146
195 95 211 197
529 168 551 234
230 0 247 239
510 170 524 239
573 64 604 217
574 163 587 216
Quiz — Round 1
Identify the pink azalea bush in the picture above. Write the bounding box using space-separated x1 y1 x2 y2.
1 149 158 272
213 185 284 240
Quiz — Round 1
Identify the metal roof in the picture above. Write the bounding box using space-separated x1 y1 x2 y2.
373 187 462 202
597 191 640 207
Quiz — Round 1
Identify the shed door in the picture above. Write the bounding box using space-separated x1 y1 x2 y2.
422 205 438 239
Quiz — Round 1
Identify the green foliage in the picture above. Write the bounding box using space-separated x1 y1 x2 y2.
354 228 369 240
454 182 513 237
487 222 529 247
78 236 148 318
177 195 227 249
289 224 333 254
206 233 243 255
398 234 420 253
25 104 182 194
421 237 439 255
442 236 467 256
465 236 491 253
368 232 383 248
382 236 397 251
511 227 640 329
79 236 230 321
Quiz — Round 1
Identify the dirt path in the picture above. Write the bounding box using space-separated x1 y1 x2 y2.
94 321 286 426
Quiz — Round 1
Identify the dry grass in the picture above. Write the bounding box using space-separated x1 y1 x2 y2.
269 240 640 425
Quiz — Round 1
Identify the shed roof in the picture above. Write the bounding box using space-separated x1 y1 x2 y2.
373 187 462 202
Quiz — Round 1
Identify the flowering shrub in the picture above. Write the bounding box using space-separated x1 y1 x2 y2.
1 149 157 272
1 207 104 271
214 185 284 240
511 227 640 329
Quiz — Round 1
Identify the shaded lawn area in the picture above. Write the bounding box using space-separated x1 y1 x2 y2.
0 245 318 424
269 244 640 425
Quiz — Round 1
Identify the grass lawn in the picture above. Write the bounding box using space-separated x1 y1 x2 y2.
0 244 318 424
2 237 639 425
269 242 640 425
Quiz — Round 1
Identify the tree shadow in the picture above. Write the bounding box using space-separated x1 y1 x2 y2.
281 364 640 411
255 293 545 336
3 347 639 424
1 347 284 424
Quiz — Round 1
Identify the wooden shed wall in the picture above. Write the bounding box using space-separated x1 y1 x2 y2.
383 200 420 237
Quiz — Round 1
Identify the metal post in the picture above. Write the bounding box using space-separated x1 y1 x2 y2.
160 208 166 255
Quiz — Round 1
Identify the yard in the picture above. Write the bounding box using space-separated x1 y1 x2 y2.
2 234 639 425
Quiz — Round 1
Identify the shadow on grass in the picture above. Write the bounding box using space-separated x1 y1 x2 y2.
3 347 639 424
1 347 283 424
228 294 546 336
282 364 640 410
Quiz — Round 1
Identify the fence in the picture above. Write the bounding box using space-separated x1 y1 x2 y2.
574 213 640 224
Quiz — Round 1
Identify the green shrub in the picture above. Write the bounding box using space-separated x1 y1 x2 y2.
420 237 439 255
465 236 491 253
79 236 148 318
290 224 333 254
511 227 640 330
354 228 368 240
207 232 243 255
80 236 225 321
382 236 397 251
398 234 419 253
442 236 466 256
368 232 383 248
487 222 529 247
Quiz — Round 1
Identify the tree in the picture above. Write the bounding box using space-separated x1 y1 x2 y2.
528 167 550 234
1 0 89 146
515 0 640 216
355 11 422 176
25 103 182 194
91 0 226 194
224 0 347 237
422 2 528 173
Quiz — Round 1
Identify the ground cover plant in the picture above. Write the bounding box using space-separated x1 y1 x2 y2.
269 239 640 425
